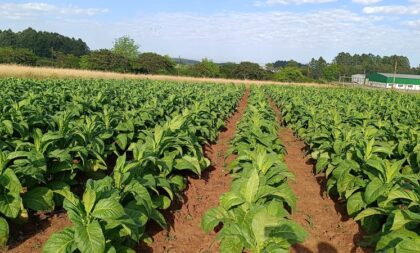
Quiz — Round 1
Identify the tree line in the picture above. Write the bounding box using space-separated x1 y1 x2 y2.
1 28 419 82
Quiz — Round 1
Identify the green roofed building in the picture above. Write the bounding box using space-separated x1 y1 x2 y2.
367 73 420 91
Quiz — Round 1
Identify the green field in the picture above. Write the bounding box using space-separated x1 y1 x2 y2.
0 78 419 252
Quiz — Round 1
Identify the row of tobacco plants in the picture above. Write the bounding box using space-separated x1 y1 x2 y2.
267 86 420 252
201 87 307 253
0 78 244 252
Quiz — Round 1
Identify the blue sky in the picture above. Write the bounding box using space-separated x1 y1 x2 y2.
1 0 419 66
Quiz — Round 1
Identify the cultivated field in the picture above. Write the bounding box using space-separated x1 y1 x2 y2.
0 77 419 253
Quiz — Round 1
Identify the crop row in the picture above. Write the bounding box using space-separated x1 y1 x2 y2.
266 86 420 252
201 87 307 253
0 78 244 252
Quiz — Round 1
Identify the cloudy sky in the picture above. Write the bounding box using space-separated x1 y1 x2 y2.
1 0 419 66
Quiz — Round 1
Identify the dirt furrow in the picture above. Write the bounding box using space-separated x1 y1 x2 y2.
269 100 371 253
139 89 249 253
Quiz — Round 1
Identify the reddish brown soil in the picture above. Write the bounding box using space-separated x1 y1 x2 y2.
7 213 71 253
138 89 249 253
269 101 372 253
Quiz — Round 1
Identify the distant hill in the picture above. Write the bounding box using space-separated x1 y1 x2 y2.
172 58 200 65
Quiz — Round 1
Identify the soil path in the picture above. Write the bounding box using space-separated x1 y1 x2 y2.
269 100 371 253
139 89 249 253
7 213 71 253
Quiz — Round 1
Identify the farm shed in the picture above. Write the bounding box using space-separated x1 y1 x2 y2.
351 74 365 85
367 73 420 91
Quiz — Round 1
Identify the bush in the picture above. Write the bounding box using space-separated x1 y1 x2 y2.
273 67 305 82
134 52 175 74
83 49 131 72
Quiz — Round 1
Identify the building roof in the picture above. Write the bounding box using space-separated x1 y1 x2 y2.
352 74 365 78
368 72 420 85
379 73 420 80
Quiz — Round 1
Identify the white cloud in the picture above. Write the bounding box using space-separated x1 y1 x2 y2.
408 19 420 27
92 9 418 64
1 8 419 66
363 1 420 15
352 0 382 5
0 2 108 20
257 0 335 6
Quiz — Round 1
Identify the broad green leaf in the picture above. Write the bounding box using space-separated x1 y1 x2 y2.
346 192 366 216
220 192 244 210
390 210 411 231
91 199 125 220
43 227 76 253
269 185 297 212
74 221 105 253
220 236 243 253
116 134 128 150
244 169 259 203
315 157 329 174
267 220 308 245
252 208 279 245
201 207 228 233
383 188 419 206
0 192 21 218
174 156 202 176
2 120 13 135
23 187 55 212
0 217 8 247
376 228 419 252
354 208 387 221
0 168 22 194
82 188 96 214
364 178 387 205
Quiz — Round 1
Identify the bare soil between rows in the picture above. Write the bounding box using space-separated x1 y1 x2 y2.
269 100 372 253
138 89 249 253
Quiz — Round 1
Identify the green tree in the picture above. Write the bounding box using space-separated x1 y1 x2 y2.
112 36 139 60
134 52 175 74
233 61 268 80
190 58 220 77
0 28 89 58
220 63 238 78
309 57 327 79
323 64 340 81
53 52 80 69
273 67 305 82
0 47 37 65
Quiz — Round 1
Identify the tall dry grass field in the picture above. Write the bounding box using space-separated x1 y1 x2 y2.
0 64 330 87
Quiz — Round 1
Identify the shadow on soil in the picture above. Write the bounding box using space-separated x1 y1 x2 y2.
293 241 372 253
7 212 66 250
303 156 373 253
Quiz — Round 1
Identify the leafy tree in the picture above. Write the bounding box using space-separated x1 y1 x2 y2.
0 47 37 65
332 52 413 76
112 36 139 60
265 63 278 73
134 52 175 74
220 63 238 78
190 58 220 77
323 64 340 81
272 60 304 68
309 57 327 79
273 67 305 82
53 52 80 69
233 61 268 80
414 65 420 75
